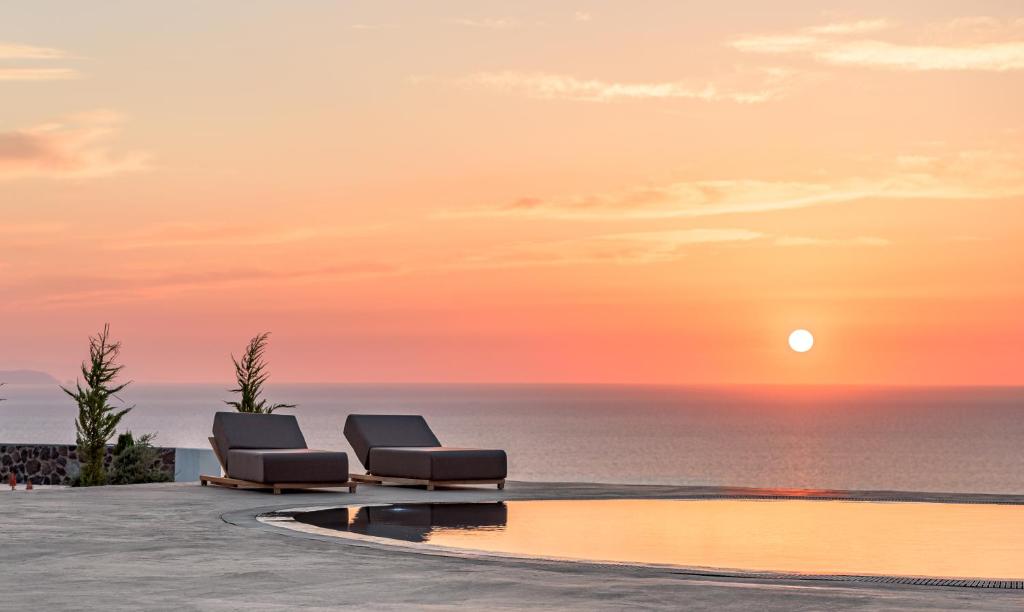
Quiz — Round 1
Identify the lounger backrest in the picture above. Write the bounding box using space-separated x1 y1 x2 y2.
343 414 441 468
212 412 308 469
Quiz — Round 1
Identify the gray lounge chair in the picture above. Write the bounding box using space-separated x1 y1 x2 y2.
200 412 356 494
343 414 506 490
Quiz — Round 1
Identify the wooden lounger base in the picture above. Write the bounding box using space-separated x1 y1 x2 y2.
351 473 505 491
200 475 358 495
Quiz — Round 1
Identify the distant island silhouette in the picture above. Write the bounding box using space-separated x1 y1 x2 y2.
0 370 59 384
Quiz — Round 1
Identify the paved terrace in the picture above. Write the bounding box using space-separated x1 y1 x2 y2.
2 482 1023 611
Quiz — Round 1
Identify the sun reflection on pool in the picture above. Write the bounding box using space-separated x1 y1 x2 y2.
289 499 1024 580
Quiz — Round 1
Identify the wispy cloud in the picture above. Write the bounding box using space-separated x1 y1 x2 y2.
0 42 80 81
0 112 148 181
730 20 893 53
0 223 66 234
454 179 860 220
9 262 402 308
601 228 765 245
457 70 787 103
349 23 398 31
732 17 1024 72
574 11 592 23
444 150 1024 221
0 68 80 81
0 43 67 59
449 17 522 30
805 19 893 35
731 35 820 54
455 228 891 270
775 236 890 247
816 40 1024 71
106 224 385 251
457 228 766 269
0 223 69 248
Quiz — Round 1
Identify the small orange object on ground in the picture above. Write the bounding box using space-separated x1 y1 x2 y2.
8 473 15 490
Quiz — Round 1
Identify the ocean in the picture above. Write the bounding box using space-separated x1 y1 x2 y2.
2 384 1022 494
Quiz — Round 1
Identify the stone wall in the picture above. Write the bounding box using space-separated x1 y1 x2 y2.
0 443 175 485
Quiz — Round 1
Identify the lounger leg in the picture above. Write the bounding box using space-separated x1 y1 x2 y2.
497 481 505 490
426 484 435 491
348 484 357 494
200 478 208 487
273 487 281 495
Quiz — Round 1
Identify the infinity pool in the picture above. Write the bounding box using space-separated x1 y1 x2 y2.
274 499 1024 580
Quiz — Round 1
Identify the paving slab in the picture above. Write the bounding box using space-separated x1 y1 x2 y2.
2 481 1023 611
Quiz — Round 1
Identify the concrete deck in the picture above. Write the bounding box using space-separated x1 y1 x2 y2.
2 482 1023 610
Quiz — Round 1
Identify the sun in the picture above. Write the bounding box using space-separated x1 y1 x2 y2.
788 329 814 353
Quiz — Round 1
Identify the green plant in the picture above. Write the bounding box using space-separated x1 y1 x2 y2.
226 332 295 413
109 431 171 485
61 324 133 486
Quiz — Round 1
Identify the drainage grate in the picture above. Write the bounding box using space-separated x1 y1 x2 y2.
669 570 1023 589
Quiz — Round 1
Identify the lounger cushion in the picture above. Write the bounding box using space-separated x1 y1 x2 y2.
367 447 507 481
227 449 348 484
344 415 441 468
212 412 308 471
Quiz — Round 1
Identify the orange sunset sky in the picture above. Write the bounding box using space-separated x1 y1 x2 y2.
2 1 1022 385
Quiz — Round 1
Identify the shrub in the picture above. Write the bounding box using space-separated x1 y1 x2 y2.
226 332 295 413
109 431 171 485
61 324 133 487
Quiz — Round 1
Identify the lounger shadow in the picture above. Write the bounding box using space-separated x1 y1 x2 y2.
200 412 357 494
294 502 509 542
344 414 506 490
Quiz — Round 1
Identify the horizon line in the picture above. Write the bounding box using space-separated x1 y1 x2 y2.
4 380 1023 389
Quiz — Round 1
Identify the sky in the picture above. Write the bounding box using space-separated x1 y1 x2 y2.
1 1 1022 385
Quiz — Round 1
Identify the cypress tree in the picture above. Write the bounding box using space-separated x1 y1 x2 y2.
62 324 133 486
226 332 295 414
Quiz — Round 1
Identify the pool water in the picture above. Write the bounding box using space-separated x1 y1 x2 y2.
286 499 1024 580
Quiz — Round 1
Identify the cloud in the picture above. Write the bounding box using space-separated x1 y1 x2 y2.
805 19 893 35
816 40 1024 71
10 262 401 308
449 17 522 30
444 150 1024 221
0 42 80 81
0 112 149 180
600 228 765 245
453 179 861 220
349 24 397 31
457 228 766 269
106 224 386 250
732 17 1024 72
928 16 1024 37
0 43 67 59
0 223 66 234
0 68 80 81
0 223 69 248
455 228 891 271
775 236 890 247
457 70 786 103
730 35 821 54
895 154 938 169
